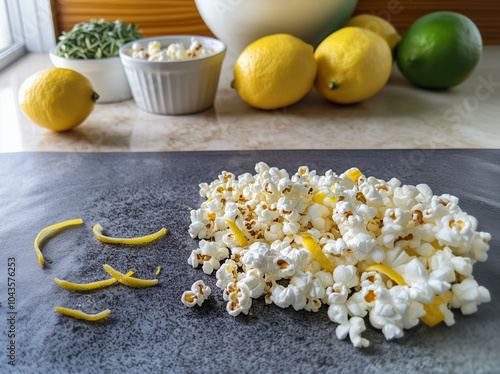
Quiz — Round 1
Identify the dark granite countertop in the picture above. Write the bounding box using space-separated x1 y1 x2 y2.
1 150 499 374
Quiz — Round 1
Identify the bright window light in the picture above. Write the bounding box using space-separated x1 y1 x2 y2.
0 0 13 52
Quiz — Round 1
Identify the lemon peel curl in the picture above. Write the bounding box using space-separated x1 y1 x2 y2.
92 223 166 245
300 233 335 273
103 264 158 288
54 307 111 321
34 218 83 267
54 271 134 291
226 219 248 247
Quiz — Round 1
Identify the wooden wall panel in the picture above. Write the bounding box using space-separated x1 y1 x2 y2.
51 0 214 39
353 0 500 45
51 0 500 44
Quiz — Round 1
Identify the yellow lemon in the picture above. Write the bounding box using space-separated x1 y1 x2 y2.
18 68 98 132
344 14 401 52
233 34 317 110
314 27 392 104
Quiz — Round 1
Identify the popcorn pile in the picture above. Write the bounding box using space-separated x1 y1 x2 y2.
126 38 215 61
184 163 491 347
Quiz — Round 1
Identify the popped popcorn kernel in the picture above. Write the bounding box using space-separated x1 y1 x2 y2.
182 280 211 307
126 37 215 61
336 316 370 348
224 281 252 316
345 168 363 183
184 163 491 348
147 40 161 55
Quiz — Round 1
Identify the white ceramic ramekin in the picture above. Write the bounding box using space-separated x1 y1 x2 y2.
119 35 226 115
49 52 132 103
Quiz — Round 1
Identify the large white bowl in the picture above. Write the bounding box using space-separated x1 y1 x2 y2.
119 35 226 115
195 0 358 54
49 52 132 103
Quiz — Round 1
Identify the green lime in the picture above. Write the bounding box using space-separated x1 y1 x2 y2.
396 11 482 89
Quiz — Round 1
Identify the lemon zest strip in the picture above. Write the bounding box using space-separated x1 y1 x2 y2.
103 264 158 288
347 169 362 183
312 191 336 204
54 307 111 321
312 192 328 203
365 264 453 327
54 271 134 291
365 264 407 286
421 291 453 327
34 218 83 267
226 219 248 247
92 223 167 244
156 266 161 275
300 234 335 273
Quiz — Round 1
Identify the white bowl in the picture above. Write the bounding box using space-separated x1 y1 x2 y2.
195 0 358 54
49 52 132 103
119 35 226 115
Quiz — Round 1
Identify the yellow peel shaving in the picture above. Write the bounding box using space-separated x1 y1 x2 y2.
34 218 83 267
312 192 336 204
54 307 111 321
346 168 362 183
156 266 161 275
54 271 134 291
103 264 158 288
421 291 453 327
226 219 248 247
365 264 407 286
92 223 166 244
312 192 328 203
300 234 335 273
364 265 454 327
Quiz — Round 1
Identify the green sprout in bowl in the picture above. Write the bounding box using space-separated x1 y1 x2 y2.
53 19 143 59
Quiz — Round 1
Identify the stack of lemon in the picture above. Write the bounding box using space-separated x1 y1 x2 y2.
233 11 482 109
233 14 397 109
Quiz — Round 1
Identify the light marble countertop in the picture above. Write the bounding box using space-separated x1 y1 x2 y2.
1 47 499 152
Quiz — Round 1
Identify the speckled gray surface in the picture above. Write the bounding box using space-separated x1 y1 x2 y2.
0 150 499 374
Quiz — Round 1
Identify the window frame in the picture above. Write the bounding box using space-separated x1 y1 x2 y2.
0 0 24 70
0 0 56 71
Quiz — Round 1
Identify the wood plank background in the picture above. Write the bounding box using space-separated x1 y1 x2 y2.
51 0 500 45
